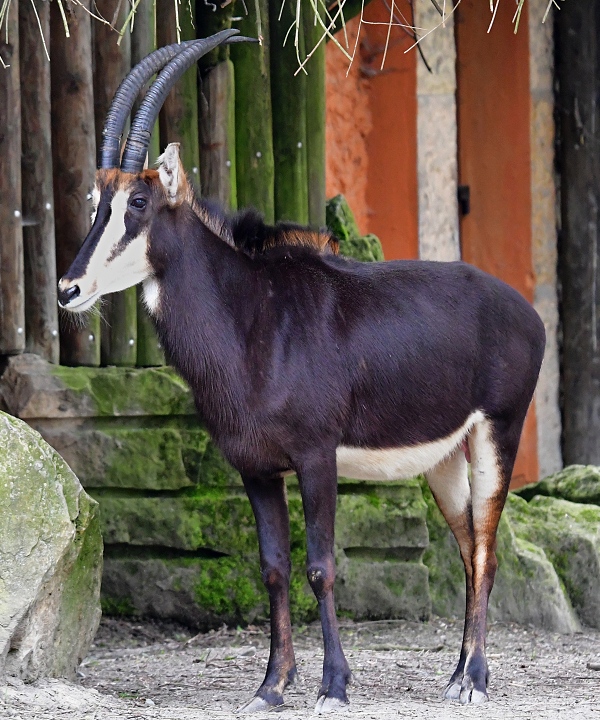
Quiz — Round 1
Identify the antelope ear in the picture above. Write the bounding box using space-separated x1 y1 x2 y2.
157 143 189 207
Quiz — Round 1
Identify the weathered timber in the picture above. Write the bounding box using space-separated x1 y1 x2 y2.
131 1 164 367
50 0 100 366
269 0 309 223
199 61 237 207
19 0 59 363
230 0 275 222
556 3 600 464
93 0 136 367
195 0 237 207
0 1 25 355
157 3 200 183
194 0 235 72
303 4 326 227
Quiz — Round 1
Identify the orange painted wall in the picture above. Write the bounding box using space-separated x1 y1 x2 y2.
456 1 537 487
326 4 418 259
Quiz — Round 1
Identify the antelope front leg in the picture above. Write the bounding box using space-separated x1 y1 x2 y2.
238 475 297 712
296 452 351 713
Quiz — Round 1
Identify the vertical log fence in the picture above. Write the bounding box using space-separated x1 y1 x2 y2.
0 0 326 369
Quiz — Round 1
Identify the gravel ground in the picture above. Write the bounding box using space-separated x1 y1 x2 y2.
2 616 600 719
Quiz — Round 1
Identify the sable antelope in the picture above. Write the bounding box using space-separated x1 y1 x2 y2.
58 31 546 712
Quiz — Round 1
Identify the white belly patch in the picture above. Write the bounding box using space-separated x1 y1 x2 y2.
335 410 485 481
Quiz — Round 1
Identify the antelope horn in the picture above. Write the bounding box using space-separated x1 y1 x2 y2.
121 29 255 174
100 30 249 169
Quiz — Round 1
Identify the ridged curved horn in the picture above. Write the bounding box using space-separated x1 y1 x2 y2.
101 40 202 169
100 31 249 169
121 29 253 174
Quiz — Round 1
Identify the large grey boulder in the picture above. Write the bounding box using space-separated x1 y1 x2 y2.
508 493 600 628
516 464 600 505
421 480 580 632
0 411 103 681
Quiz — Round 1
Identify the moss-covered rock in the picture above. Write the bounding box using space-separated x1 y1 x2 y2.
0 353 194 420
515 464 600 506
507 494 600 628
326 195 384 262
336 556 430 621
98 479 431 626
44 425 241 491
0 412 103 681
337 479 428 554
420 479 580 632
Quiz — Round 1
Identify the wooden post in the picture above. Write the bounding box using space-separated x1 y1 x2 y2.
269 0 309 224
51 0 100 366
92 0 137 367
131 0 164 367
157 2 200 183
19 0 59 364
303 4 326 227
0 1 25 355
557 2 600 464
195 0 237 207
230 0 275 222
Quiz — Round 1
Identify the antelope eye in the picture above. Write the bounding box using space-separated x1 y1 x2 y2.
130 196 147 210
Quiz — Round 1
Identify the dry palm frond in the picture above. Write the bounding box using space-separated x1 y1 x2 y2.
0 0 566 71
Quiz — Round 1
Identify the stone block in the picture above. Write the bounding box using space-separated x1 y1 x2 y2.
507 493 600 628
94 491 261 555
490 510 579 633
0 353 195 420
421 479 580 632
336 555 430 621
0 412 103 681
516 464 600 506
40 425 240 491
336 479 428 554
98 480 431 625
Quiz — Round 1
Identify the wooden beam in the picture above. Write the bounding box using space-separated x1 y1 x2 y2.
51 0 100 366
131 0 164 367
230 0 275 222
304 5 326 227
19 0 59 363
199 60 237 207
557 1 600 464
157 2 200 184
0 1 25 355
93 0 137 367
269 0 309 223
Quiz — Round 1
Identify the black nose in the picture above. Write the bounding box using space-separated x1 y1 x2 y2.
58 284 81 307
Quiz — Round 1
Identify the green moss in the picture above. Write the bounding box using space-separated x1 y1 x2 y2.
50 365 195 417
101 596 136 617
514 465 600 506
193 557 263 618
325 195 384 261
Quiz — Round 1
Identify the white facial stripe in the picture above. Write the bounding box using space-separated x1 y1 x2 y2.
336 411 485 481
70 189 151 307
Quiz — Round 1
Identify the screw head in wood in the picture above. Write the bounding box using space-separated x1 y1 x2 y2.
14 210 21 218
256 151 262 158
88 334 95 342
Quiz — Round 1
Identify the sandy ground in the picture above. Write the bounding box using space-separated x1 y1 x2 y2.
2 616 600 720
